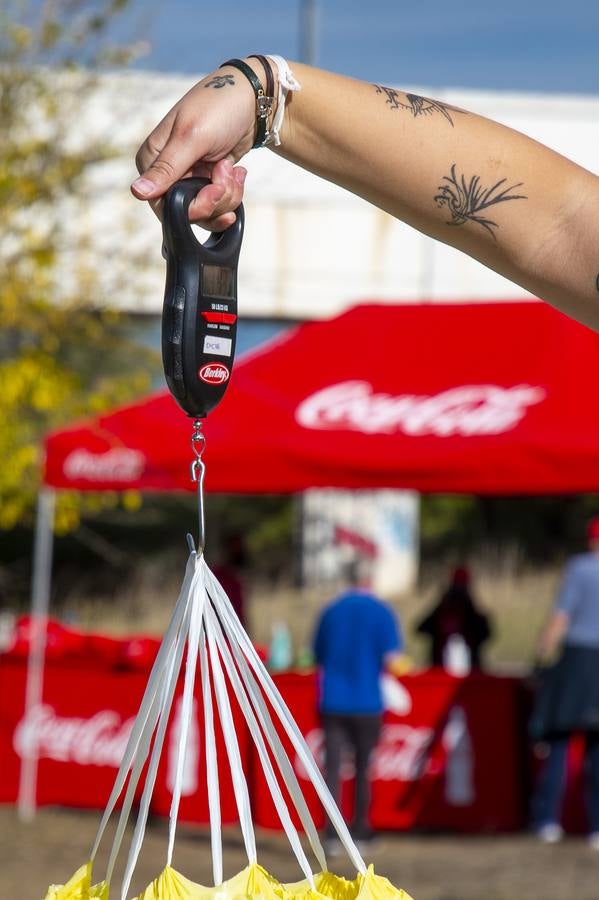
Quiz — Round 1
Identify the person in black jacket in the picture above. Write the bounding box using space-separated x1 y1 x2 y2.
416 566 492 669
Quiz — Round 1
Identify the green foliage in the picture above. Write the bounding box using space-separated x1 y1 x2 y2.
205 495 297 582
0 1 158 532
420 495 480 547
420 493 599 567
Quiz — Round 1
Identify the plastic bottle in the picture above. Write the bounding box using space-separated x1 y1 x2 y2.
268 621 293 672
443 633 471 676
443 705 474 806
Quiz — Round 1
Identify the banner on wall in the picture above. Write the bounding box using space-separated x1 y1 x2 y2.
301 488 419 594
0 656 559 833
0 658 245 822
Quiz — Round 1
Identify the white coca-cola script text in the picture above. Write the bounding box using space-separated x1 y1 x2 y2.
14 704 134 767
296 724 434 782
63 448 145 483
296 381 546 436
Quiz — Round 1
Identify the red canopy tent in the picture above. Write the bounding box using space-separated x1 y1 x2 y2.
44 302 599 495
21 300 599 818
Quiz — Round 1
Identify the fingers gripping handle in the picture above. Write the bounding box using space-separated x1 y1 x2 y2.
162 178 244 256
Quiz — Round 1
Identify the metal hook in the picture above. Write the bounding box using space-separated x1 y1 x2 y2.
189 418 206 555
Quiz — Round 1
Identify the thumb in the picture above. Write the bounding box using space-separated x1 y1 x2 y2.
131 131 202 200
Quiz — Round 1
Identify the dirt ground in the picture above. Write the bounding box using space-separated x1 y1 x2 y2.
1 806 598 900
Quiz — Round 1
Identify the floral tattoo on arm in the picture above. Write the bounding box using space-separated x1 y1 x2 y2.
373 85 465 126
204 74 235 89
434 164 527 239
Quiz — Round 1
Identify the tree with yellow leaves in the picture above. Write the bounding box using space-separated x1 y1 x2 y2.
0 2 158 533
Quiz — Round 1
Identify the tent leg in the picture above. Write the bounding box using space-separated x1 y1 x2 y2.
17 488 56 822
292 493 304 588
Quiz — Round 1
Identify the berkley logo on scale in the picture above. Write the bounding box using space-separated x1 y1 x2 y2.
198 363 230 385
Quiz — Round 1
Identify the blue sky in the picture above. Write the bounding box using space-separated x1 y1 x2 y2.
117 0 599 94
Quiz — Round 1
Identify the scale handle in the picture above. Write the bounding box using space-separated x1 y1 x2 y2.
162 177 244 260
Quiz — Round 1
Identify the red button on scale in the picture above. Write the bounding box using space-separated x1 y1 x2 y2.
201 311 237 325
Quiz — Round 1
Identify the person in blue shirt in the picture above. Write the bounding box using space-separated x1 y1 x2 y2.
531 516 599 848
313 560 403 848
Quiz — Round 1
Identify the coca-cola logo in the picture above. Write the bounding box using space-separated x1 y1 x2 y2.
13 704 134 768
63 448 145 482
296 724 434 782
199 363 229 385
296 381 546 436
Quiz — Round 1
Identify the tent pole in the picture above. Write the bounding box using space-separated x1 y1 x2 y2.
17 488 56 822
292 492 305 588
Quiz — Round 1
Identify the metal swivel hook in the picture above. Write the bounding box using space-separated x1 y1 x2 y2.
188 418 206 555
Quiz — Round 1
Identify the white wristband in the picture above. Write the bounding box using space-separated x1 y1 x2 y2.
264 55 301 147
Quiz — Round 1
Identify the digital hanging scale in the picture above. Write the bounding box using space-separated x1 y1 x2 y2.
161 177 244 419
161 177 245 553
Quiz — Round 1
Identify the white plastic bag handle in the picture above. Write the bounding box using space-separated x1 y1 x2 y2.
205 598 257 865
105 654 173 886
90 552 196 864
206 603 315 887
166 565 206 865
119 583 194 900
90 550 369 898
203 560 366 875
200 635 222 886
214 611 326 872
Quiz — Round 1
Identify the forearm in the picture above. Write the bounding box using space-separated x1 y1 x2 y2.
133 56 599 329
274 63 599 329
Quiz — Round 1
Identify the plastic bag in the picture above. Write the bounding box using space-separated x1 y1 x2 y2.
44 862 108 899
135 863 411 899
47 865 411 900
43 553 412 899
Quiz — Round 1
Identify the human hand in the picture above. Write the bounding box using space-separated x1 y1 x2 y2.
385 652 411 676
131 61 266 230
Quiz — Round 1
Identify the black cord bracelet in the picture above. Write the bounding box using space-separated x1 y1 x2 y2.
248 54 274 103
220 57 273 149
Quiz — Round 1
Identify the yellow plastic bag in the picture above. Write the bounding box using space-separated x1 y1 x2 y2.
136 863 283 899
135 863 412 899
44 861 108 900
354 866 413 900
43 556 413 900
46 862 412 900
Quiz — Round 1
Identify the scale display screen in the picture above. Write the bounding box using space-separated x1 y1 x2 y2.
202 265 235 300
